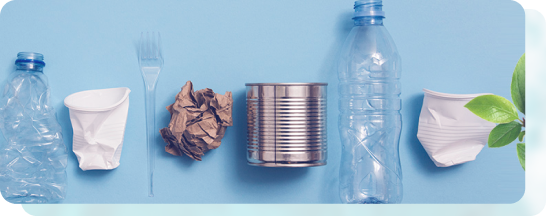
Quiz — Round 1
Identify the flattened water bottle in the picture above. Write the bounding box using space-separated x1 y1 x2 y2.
337 0 402 204
0 52 67 203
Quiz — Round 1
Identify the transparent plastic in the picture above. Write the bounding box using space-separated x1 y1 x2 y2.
0 52 67 203
139 32 163 197
337 1 403 204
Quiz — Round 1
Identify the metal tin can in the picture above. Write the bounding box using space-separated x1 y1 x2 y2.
246 83 328 167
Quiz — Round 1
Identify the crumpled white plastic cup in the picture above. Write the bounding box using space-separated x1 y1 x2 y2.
417 89 496 167
64 87 131 171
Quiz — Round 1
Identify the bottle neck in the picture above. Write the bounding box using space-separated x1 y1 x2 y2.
353 16 384 26
14 52 45 73
16 63 43 72
353 0 385 26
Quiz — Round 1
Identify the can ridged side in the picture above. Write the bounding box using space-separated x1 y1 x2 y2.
246 83 327 167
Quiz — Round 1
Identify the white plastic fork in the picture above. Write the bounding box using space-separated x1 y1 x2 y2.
139 31 163 197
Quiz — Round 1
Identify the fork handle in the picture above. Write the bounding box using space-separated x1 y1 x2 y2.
145 87 156 197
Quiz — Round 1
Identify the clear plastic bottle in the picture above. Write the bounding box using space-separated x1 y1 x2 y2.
0 52 67 203
337 0 402 204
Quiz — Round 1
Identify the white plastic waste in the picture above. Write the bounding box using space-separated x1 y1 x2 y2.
64 87 131 171
417 89 496 167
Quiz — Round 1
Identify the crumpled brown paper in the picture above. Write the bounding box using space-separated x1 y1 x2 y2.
160 81 233 161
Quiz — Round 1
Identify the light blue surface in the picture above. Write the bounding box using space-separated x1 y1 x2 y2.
0 0 524 204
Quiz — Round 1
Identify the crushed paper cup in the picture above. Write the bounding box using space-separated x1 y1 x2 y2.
417 89 496 167
64 87 131 171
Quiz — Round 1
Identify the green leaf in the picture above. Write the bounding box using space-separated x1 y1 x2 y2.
465 95 519 123
517 143 525 171
518 130 525 142
488 121 522 148
511 54 525 114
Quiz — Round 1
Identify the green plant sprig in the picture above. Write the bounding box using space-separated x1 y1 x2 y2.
464 53 525 171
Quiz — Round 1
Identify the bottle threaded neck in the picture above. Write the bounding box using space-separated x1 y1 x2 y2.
353 0 385 18
17 52 43 61
15 52 45 72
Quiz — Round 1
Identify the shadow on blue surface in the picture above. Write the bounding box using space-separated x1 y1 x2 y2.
57 106 76 169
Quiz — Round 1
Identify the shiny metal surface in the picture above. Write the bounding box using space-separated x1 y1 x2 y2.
246 83 328 167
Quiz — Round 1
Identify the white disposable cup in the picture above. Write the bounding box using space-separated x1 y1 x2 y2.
64 87 131 171
417 89 496 167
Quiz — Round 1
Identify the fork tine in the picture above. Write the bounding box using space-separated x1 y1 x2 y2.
150 32 157 59
139 32 144 60
147 31 151 59
157 32 163 58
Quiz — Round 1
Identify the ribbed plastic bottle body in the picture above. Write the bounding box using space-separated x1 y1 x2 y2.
0 53 67 203
337 20 402 204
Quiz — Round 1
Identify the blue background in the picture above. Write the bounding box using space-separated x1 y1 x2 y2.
0 0 524 204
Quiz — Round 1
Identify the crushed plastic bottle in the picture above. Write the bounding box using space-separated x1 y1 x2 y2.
337 0 403 204
0 52 67 203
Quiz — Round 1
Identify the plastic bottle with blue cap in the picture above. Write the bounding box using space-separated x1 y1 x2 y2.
0 52 67 203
